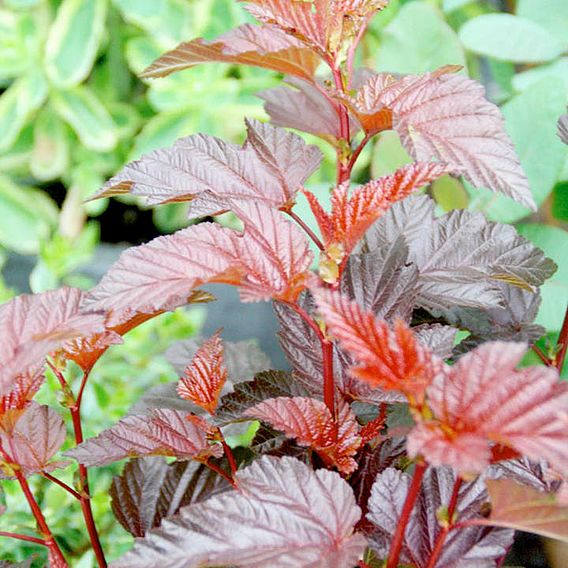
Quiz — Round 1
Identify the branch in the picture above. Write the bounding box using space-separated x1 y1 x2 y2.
286 209 325 251
0 531 46 546
386 462 428 568
531 344 552 367
425 477 463 568
41 472 82 501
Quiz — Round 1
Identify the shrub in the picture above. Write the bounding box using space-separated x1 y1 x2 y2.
1 1 567 567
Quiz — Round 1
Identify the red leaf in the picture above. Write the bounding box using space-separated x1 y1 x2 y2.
177 331 228 415
141 23 320 81
408 342 568 474
65 410 222 467
351 68 535 209
91 120 321 217
473 478 568 543
114 456 367 568
305 162 451 257
245 396 362 474
0 403 67 477
83 205 312 326
0 288 105 395
314 289 441 401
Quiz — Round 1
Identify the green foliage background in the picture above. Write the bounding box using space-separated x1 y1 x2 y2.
0 0 566 565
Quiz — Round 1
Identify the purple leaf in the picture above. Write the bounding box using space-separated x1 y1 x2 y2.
91 120 321 217
65 409 222 467
367 467 514 567
110 457 230 537
113 456 367 568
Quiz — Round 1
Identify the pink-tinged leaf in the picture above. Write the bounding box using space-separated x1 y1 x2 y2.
259 76 360 142
65 409 222 467
244 0 388 58
558 111 568 145
367 467 513 567
408 342 568 474
0 403 67 477
177 332 227 415
110 457 230 537
83 206 312 326
473 479 568 543
142 23 320 81
91 120 321 217
245 397 362 474
114 456 367 568
306 162 451 258
352 69 535 209
491 457 562 494
0 288 105 395
315 289 441 401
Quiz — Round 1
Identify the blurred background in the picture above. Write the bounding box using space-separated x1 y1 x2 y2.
0 0 566 565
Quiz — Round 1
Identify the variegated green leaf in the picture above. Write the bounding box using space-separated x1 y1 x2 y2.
51 85 118 151
0 69 48 152
45 0 108 88
31 106 70 181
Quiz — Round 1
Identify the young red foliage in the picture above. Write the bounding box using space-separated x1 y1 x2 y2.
304 162 452 261
314 289 441 402
177 331 228 415
245 396 362 474
408 342 568 474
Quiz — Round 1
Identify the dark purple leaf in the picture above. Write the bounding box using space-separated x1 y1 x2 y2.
114 456 367 568
558 111 568 145
110 457 230 537
367 467 514 567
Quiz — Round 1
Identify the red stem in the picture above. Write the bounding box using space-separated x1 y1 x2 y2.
531 344 552 367
386 462 427 568
554 303 568 372
287 210 325 251
42 472 82 501
49 363 107 567
347 134 372 174
285 301 325 342
0 531 47 546
15 470 68 566
322 339 336 420
221 438 237 476
205 459 236 487
425 477 463 568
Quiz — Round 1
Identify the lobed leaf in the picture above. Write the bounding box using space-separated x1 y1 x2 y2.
110 457 230 537
352 69 535 208
82 205 312 326
367 467 513 567
245 396 362 474
0 403 67 477
113 456 367 568
177 331 227 415
314 289 441 401
408 342 568 473
65 409 222 468
91 119 322 216
141 23 320 81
